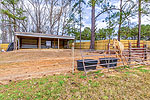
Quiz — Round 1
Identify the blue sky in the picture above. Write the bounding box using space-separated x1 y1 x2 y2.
82 0 150 30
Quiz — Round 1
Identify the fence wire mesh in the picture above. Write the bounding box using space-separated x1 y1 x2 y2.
76 43 150 75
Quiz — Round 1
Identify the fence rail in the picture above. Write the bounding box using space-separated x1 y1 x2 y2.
74 40 150 50
76 43 150 76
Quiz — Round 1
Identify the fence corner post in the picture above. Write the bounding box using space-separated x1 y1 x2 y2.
72 43 75 73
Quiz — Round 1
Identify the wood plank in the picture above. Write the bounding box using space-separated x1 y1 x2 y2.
14 36 18 50
58 39 59 49
18 37 20 49
38 37 41 49
54 39 55 48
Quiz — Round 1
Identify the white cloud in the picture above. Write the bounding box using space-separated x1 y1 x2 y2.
141 16 150 25
96 21 107 29
129 15 150 25
82 0 150 30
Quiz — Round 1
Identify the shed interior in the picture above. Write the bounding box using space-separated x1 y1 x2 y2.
14 32 74 50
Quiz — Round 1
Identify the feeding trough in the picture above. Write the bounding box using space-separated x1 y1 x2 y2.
77 59 98 71
99 58 118 67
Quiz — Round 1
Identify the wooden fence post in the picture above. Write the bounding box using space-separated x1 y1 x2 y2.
108 43 110 55
128 42 131 64
38 37 41 49
72 43 75 73
144 44 147 60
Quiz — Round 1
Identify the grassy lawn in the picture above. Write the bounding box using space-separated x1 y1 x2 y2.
0 66 150 100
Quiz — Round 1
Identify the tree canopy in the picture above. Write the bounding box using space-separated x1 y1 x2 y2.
0 0 150 46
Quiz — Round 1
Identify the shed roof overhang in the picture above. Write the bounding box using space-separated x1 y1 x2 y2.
15 32 75 40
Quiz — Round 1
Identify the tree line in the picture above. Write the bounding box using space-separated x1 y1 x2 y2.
75 24 150 40
74 0 150 49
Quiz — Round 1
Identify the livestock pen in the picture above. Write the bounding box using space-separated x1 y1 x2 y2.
0 39 150 84
76 42 150 75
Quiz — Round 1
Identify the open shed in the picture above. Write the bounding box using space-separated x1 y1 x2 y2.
14 32 75 50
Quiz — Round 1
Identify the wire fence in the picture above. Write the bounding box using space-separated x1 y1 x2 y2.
75 43 150 76
0 42 150 80
0 48 76 81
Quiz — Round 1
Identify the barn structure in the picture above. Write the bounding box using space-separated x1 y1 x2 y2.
14 32 75 50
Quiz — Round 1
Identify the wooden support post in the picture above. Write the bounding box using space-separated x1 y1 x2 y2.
14 35 18 50
54 39 55 49
128 43 131 64
67 40 69 49
58 38 59 49
14 36 16 50
37 38 38 48
18 37 20 49
38 37 41 49
144 44 147 60
72 43 75 73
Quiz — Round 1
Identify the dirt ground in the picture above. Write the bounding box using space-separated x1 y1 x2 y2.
0 49 149 84
0 49 109 84
0 49 84 84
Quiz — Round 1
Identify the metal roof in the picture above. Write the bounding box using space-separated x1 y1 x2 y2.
15 32 75 40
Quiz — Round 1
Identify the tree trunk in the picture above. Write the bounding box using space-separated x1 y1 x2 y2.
1 18 7 43
137 0 141 47
62 12 67 36
9 17 12 43
50 0 54 34
79 0 82 49
38 5 41 33
90 1 95 50
57 3 63 35
118 0 122 41
108 11 111 44
12 4 17 33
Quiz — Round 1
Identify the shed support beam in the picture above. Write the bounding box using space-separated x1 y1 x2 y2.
67 40 69 49
54 39 55 49
38 37 41 49
18 37 20 49
14 35 18 50
58 39 59 49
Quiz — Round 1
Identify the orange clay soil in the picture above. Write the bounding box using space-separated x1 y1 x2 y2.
0 49 106 82
0 49 148 84
0 49 84 83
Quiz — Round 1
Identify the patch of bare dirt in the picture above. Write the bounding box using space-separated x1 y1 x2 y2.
0 49 82 84
0 49 149 85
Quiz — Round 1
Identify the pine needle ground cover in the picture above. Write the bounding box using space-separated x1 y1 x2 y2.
0 66 150 100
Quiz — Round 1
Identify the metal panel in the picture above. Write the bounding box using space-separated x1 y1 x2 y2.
15 32 75 40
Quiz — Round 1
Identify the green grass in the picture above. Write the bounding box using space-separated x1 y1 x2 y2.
0 66 150 100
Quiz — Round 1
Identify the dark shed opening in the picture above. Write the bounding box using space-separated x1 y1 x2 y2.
14 32 75 50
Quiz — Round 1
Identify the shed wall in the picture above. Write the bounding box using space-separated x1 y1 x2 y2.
19 37 68 49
